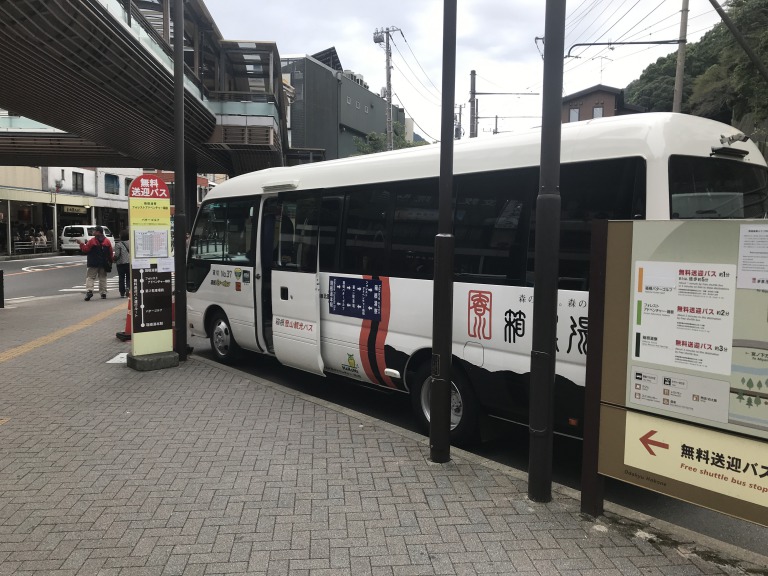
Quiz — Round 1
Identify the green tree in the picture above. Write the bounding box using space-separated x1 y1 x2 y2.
625 0 768 122
353 121 428 155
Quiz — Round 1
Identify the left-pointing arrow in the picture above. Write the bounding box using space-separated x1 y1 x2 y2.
640 430 669 456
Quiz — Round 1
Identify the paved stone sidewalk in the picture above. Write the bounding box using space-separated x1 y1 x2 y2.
0 296 766 575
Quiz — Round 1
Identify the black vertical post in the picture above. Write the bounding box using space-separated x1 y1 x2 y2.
581 220 608 516
173 0 188 361
528 0 566 503
469 70 476 138
429 0 457 464
0 270 4 308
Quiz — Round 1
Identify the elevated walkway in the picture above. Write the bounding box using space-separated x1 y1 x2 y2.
0 0 288 176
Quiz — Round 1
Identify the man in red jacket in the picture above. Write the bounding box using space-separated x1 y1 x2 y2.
76 226 115 301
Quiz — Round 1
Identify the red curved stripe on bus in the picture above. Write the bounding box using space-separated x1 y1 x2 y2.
358 276 377 384
375 277 396 388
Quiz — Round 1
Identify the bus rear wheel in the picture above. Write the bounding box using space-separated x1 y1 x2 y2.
410 362 479 446
209 310 241 364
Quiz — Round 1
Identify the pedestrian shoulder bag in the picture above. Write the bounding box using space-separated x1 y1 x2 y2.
102 241 113 272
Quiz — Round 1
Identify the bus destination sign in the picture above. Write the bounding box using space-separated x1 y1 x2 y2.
329 277 382 321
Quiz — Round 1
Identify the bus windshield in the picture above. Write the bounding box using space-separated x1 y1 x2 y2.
669 155 768 219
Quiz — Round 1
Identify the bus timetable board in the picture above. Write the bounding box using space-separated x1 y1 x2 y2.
585 220 768 526
128 175 174 357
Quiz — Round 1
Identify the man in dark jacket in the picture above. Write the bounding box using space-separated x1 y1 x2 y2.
77 226 114 301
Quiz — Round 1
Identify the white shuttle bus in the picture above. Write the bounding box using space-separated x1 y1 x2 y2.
186 113 768 444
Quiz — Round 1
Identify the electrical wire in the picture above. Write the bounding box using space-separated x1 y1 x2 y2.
563 0 676 77
568 0 645 60
389 36 442 103
567 0 626 50
397 29 441 96
519 3 718 96
392 92 438 142
570 10 718 75
390 57 442 107
565 0 612 34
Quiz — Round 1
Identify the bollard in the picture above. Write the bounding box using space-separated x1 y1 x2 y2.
0 269 4 309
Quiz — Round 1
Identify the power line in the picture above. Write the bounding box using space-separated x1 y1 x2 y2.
565 0 612 34
567 0 626 49
563 1 677 77
392 92 438 142
387 50 442 107
569 0 645 60
397 30 441 96
389 37 442 104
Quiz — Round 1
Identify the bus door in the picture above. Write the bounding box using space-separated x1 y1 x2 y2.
260 195 324 375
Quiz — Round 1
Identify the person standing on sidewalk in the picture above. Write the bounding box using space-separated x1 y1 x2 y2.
77 226 114 301
113 230 131 298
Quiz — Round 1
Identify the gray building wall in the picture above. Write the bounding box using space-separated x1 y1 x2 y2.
283 55 403 160
283 58 340 158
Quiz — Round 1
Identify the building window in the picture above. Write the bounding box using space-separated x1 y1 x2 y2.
569 108 579 123
364 105 369 113
125 178 133 195
105 173 119 195
593 106 604 118
73 172 84 192
346 96 351 105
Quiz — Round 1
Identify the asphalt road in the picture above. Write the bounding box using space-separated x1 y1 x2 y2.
4 254 767 559
0 253 116 301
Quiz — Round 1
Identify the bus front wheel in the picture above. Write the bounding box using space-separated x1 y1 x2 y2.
208 310 241 364
410 362 479 446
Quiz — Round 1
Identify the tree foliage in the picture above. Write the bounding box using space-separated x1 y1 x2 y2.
352 121 427 155
624 0 768 123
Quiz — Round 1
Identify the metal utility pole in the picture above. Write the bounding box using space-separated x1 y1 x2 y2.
430 0 458 464
469 71 538 137
469 70 477 138
528 0 566 504
593 56 613 83
373 27 401 151
454 104 463 139
673 0 690 112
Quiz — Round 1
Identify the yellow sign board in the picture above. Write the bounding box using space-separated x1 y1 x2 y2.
625 411 768 507
128 198 171 226
128 175 174 358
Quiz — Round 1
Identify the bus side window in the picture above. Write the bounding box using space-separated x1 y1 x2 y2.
270 195 319 273
224 199 255 265
527 157 644 289
454 168 534 285
319 196 343 272
390 178 438 280
294 196 319 273
342 188 390 275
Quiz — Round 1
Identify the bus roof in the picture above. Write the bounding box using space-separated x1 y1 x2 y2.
207 113 766 200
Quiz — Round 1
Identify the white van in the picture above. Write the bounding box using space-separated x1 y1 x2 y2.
60 225 115 254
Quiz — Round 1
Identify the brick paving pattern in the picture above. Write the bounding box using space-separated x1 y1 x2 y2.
0 296 766 575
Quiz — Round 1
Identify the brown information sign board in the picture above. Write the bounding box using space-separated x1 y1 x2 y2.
582 220 768 527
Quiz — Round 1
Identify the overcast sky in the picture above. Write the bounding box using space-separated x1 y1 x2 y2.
204 0 723 142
